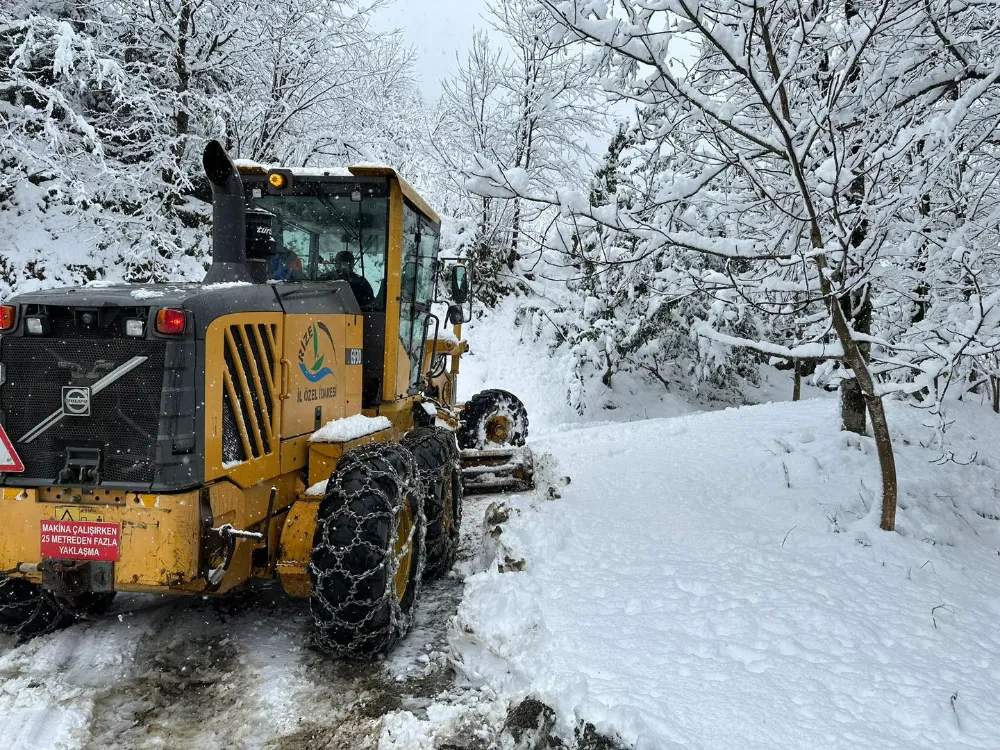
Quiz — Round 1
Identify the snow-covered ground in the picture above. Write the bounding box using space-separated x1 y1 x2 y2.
443 397 1000 749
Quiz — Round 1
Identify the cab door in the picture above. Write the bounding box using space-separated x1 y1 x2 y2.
397 205 440 395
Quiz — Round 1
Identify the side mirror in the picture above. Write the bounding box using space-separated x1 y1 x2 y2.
449 265 469 304
446 304 466 325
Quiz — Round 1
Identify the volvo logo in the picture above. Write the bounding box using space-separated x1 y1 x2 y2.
62 386 92 417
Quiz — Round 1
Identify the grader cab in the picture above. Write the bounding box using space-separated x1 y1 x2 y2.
0 141 530 656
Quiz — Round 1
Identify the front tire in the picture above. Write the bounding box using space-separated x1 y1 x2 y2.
403 428 463 579
457 389 529 450
309 443 426 658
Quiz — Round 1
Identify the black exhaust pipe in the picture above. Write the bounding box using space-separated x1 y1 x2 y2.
202 140 253 284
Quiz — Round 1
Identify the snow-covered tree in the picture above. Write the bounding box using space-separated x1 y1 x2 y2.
529 121 763 412
433 0 607 305
227 0 418 167
469 0 1000 531
0 0 424 294
0 10 124 295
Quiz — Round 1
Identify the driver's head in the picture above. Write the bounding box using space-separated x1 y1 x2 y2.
333 250 355 278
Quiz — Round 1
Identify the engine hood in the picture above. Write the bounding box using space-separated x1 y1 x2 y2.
9 283 202 308
6 282 286 339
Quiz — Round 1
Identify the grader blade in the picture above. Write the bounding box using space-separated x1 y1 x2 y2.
460 446 534 494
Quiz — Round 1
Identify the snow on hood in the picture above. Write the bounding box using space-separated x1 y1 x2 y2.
309 414 392 443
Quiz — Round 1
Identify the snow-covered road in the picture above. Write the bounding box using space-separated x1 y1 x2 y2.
451 399 1000 749
0 494 494 750
6 312 1000 750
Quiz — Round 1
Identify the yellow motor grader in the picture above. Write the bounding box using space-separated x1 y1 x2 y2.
0 142 530 656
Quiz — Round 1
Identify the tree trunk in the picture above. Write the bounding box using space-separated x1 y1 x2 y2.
867 395 898 531
509 198 521 270
833 299 897 530
792 359 801 401
815 254 898 531
840 378 866 434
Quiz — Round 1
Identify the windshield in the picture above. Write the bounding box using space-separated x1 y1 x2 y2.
245 178 389 310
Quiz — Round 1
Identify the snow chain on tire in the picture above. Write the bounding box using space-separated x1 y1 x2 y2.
309 442 426 658
0 577 72 639
402 427 463 579
0 578 116 640
457 389 529 450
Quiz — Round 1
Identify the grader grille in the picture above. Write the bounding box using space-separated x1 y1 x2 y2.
0 336 166 485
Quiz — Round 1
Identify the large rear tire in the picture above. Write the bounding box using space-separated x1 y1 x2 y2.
309 442 426 658
402 428 463 579
457 389 529 450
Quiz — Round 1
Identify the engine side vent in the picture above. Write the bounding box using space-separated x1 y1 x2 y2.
220 323 280 464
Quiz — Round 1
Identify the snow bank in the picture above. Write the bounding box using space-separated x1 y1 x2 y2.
305 479 327 496
451 398 1000 749
309 414 391 443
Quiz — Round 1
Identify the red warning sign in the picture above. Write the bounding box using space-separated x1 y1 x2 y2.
40 519 120 562
0 423 23 473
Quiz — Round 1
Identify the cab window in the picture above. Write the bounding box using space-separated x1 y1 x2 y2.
247 179 389 310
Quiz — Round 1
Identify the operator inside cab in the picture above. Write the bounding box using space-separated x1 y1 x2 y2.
326 250 376 311
269 247 304 281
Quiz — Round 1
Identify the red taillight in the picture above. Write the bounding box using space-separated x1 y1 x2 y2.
155 308 186 335
0 305 15 331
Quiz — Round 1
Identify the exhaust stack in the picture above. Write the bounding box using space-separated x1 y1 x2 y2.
202 140 253 284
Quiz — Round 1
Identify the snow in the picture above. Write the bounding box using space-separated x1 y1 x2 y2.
697 322 846 359
235 158 354 177
427 325 461 344
129 288 164 300
379 704 467 749
200 281 253 291
309 413 392 443
305 479 328 496
2 284 1000 748
459 297 701 434
449 397 1000 749
351 161 396 171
